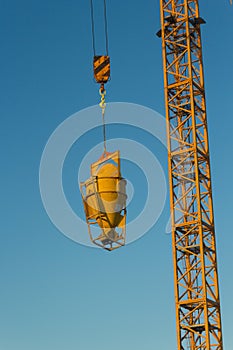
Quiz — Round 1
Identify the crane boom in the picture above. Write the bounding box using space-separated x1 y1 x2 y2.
159 0 223 348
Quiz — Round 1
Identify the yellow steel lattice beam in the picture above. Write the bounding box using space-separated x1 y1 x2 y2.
159 0 223 348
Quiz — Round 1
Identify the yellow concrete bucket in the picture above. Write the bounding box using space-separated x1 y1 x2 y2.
80 150 127 251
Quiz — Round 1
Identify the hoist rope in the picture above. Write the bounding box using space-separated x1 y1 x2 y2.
103 0 109 56
90 0 109 155
90 0 109 56
90 0 96 55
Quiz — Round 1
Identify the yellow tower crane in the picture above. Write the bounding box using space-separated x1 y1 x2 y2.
157 0 223 348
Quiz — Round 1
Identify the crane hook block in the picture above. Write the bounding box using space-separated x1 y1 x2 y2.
93 55 110 84
80 151 127 251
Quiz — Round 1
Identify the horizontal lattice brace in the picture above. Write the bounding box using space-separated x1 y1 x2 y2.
166 61 189 75
174 211 198 224
177 249 202 267
172 157 195 171
168 91 192 102
180 323 207 338
168 84 191 95
164 12 187 22
171 145 194 158
170 137 194 151
163 2 186 15
177 244 200 256
168 101 192 112
168 96 192 106
166 69 189 82
179 305 205 324
173 200 198 217
175 232 199 244
165 47 188 59
168 106 192 118
174 208 198 225
171 162 195 175
164 26 187 40
172 172 196 184
179 299 205 308
176 239 200 251
180 312 206 329
177 283 203 301
172 173 196 186
167 78 190 90
172 149 195 163
168 99 192 110
175 219 200 229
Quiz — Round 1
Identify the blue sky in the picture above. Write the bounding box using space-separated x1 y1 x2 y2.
1 1 233 349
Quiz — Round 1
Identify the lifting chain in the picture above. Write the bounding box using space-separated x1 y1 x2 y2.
99 86 107 155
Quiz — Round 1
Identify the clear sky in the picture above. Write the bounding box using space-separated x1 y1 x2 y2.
1 1 233 349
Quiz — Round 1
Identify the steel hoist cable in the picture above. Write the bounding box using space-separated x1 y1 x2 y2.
90 0 109 56
90 0 110 155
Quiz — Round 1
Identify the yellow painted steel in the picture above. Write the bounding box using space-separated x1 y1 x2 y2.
80 151 127 251
93 55 110 84
159 0 223 349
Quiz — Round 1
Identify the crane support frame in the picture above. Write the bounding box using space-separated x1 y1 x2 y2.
159 0 223 348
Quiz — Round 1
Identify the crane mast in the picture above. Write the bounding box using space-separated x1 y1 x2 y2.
159 0 223 348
